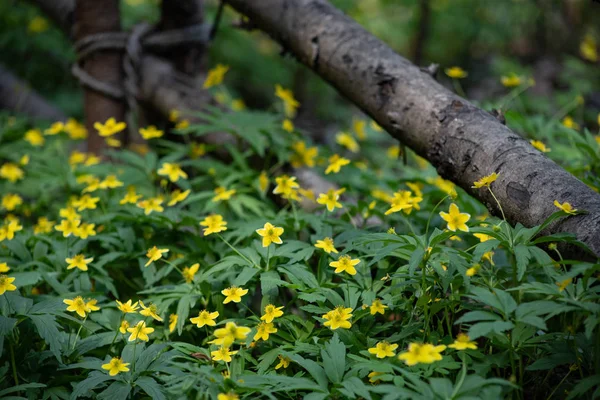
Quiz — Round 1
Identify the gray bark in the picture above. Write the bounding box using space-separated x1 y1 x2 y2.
223 0 600 258
0 65 66 121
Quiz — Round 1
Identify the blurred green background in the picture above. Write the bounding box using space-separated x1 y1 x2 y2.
0 0 598 127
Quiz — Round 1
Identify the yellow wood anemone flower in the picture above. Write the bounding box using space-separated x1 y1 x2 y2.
448 333 477 350
255 222 284 247
200 214 227 236
398 343 446 366
472 172 498 189
315 237 338 254
211 346 237 363
260 304 284 323
445 66 468 79
368 341 398 358
127 321 154 342
322 306 353 330
329 255 361 275
0 275 17 295
221 286 249 304
101 357 130 376
553 200 577 215
439 203 470 232
190 310 219 328
145 246 169 267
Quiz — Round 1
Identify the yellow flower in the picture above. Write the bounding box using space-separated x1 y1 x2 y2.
145 246 169 267
325 154 350 174
0 219 21 242
64 118 87 139
120 186 142 205
175 119 190 129
282 119 294 132
317 188 344 212
182 263 200 283
19 155 29 166
273 175 300 199
94 118 126 137
275 84 300 117
554 200 577 214
139 125 164 140
116 299 139 314
259 171 269 192
562 116 579 130
398 343 446 366
64 296 88 318
200 214 227 235
0 275 17 295
99 175 124 189
169 109 181 122
163 189 187 207
127 321 154 342
1 194 22 211
24 129 44 146
580 34 598 62
290 141 318 168
190 310 219 328
212 322 251 347
85 299 100 312
299 188 315 202
466 264 481 277
222 286 249 304
212 187 236 202
106 137 121 147
72 194 99 211
254 322 277 341
368 371 383 384
322 306 353 330
60 206 81 221
66 254 93 271
55 219 81 237
119 320 130 334
139 301 163 322
482 251 495 265
164 313 176 333
28 16 48 33
387 145 401 159
84 154 101 167
530 140 550 153
190 142 206 159
157 162 187 182
472 172 498 189
315 237 338 254
218 392 239 400
231 99 245 111
0 163 24 182
101 357 130 376
448 333 477 350
556 278 572 292
336 132 360 153
440 203 470 232
275 355 291 370
473 233 493 242
261 304 284 323
211 346 238 363
370 120 383 132
44 121 65 135
501 73 522 88
370 299 387 315
354 119 367 140
137 197 164 215
74 223 96 239
329 255 360 275
203 64 230 89
368 341 398 358
445 66 468 79
384 190 422 215
0 263 9 273
256 222 284 247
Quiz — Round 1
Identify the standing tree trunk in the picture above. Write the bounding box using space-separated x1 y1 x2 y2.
74 0 125 153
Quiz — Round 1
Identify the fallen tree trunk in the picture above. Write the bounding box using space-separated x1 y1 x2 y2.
223 0 600 258
0 65 67 121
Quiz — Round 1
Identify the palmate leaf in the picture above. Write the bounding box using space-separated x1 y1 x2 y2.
135 376 167 400
70 371 116 399
321 333 346 384
177 106 279 157
96 381 131 400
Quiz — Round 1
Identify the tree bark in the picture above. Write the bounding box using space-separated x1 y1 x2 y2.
0 65 67 121
223 0 600 258
74 0 125 153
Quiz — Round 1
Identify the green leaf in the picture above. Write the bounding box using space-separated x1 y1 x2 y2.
321 333 346 384
514 244 531 281
135 376 166 400
232 267 259 287
468 320 514 340
340 376 372 400
97 381 131 400
29 314 64 362
0 383 46 397
176 295 196 335
70 371 115 399
289 354 329 390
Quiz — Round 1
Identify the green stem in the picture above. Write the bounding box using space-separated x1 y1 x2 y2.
105 315 124 357
217 234 257 268
452 79 467 98
10 341 18 386
266 246 271 271
425 195 450 236
71 315 87 351
545 369 572 400
132 340 138 374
